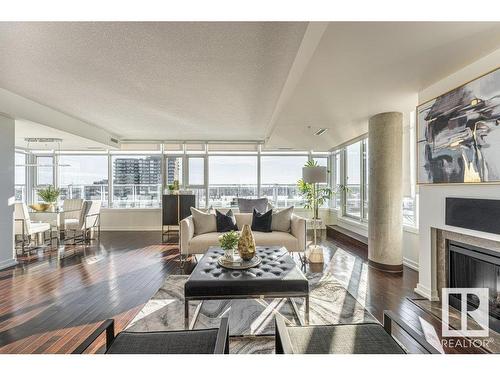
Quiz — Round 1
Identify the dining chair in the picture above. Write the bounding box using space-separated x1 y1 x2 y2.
64 200 102 244
14 203 53 256
62 198 83 222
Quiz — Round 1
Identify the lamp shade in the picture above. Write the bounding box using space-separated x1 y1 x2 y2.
302 166 327 183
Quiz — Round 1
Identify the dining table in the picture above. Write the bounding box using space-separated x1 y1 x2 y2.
29 207 81 246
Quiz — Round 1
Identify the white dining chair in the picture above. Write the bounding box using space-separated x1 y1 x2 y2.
62 198 83 222
64 200 101 244
14 203 52 256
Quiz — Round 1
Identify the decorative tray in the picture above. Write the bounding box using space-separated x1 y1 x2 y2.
217 255 262 270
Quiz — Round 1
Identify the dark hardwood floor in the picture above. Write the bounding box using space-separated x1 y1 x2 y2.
0 230 483 353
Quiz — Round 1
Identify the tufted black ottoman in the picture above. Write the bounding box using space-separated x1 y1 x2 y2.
184 246 309 330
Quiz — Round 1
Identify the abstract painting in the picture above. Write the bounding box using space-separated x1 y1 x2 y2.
417 67 500 184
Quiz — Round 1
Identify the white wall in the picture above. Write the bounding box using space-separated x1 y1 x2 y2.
415 48 500 301
100 209 162 231
333 212 419 270
0 114 16 270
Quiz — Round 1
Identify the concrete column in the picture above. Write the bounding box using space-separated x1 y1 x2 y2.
0 113 16 270
368 112 403 272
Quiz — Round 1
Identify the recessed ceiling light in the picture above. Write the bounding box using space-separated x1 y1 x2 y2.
314 128 328 136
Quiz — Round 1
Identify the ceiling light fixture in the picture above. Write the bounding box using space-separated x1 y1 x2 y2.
16 138 71 167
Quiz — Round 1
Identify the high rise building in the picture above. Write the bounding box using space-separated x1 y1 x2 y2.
113 157 161 185
166 157 181 184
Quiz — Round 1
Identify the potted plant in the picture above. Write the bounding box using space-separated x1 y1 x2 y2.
297 160 348 263
32 185 60 212
167 179 180 194
297 160 335 220
218 230 240 261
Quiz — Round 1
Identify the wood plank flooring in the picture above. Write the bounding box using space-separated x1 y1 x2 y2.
0 231 484 354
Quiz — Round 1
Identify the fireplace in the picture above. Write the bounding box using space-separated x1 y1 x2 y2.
448 240 500 333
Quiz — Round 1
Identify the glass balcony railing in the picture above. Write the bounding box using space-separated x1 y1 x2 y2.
208 185 258 208
59 185 109 204
345 184 361 218
111 184 162 208
260 184 305 209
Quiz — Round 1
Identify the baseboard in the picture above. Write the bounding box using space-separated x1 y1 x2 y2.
403 257 419 271
414 283 440 301
100 227 162 232
0 258 17 270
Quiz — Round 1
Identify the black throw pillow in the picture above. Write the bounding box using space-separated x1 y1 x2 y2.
216 209 238 232
251 208 273 232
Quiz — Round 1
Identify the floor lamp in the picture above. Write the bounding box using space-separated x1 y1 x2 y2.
302 165 327 263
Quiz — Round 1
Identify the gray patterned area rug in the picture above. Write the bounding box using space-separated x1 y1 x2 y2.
125 273 377 354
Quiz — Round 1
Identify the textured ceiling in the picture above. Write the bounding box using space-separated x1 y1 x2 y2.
267 22 500 150
2 22 500 151
0 22 307 141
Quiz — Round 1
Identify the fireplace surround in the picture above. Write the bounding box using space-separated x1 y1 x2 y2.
433 228 500 300
448 240 500 333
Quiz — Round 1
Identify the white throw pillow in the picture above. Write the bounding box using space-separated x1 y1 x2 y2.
190 207 217 235
271 206 294 232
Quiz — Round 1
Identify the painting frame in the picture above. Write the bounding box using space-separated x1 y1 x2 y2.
416 66 500 185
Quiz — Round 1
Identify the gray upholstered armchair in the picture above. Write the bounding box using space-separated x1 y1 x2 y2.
73 317 229 354
275 311 441 354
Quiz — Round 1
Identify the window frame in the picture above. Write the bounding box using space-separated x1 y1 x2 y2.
57 153 110 205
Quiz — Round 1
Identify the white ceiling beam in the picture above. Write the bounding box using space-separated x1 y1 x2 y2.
263 22 328 143
0 87 120 149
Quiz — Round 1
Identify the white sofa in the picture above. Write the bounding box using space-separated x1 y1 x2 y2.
179 212 306 256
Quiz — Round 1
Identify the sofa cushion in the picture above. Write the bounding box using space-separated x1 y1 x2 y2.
215 209 238 232
234 213 252 228
252 231 299 251
188 232 222 253
251 208 272 232
190 207 217 235
271 206 293 232
188 231 299 253
238 198 268 213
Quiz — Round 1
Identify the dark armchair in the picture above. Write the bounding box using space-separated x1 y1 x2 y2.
275 310 440 354
73 317 230 354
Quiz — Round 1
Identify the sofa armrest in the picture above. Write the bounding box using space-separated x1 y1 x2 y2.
180 216 195 255
290 214 307 252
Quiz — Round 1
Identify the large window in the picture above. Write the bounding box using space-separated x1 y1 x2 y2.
112 155 161 208
362 140 369 219
332 152 341 209
187 157 206 208
312 156 329 208
165 156 183 185
261 155 308 208
59 155 109 204
208 155 257 208
345 142 362 218
16 145 341 212
36 156 54 186
15 152 26 202
188 157 204 186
